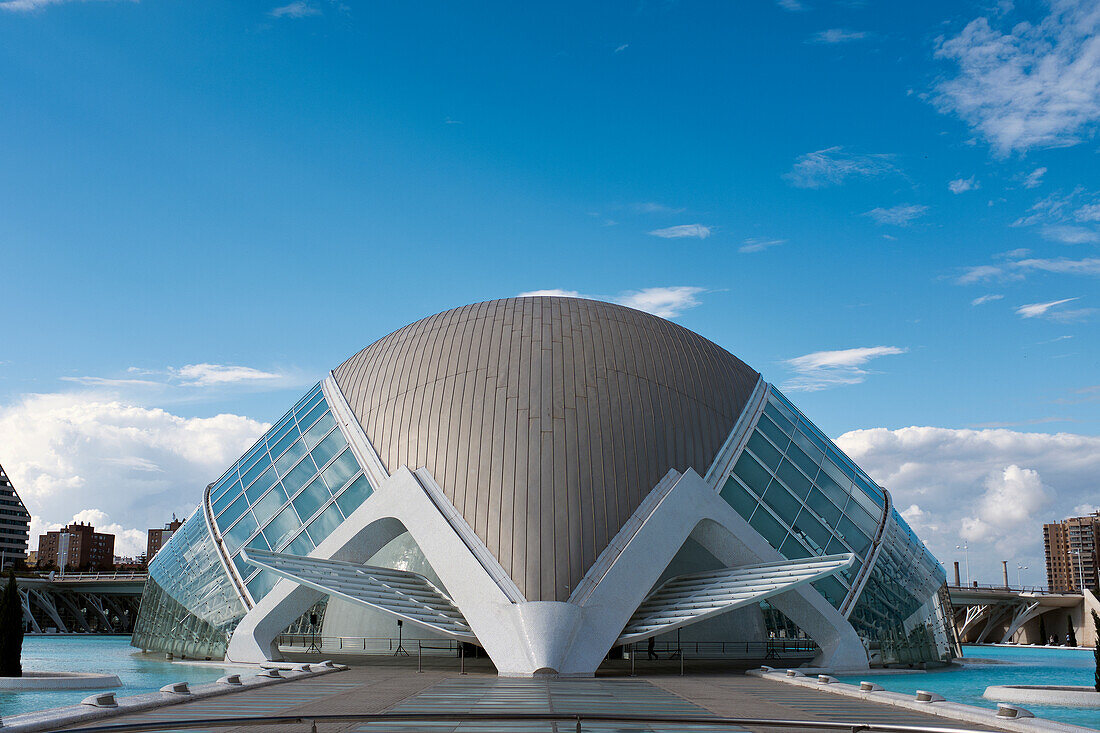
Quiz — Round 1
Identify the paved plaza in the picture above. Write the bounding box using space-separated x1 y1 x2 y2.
69 657 1003 733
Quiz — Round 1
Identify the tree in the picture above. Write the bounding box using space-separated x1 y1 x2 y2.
0 570 23 677
1038 614 1047 645
1068 615 1078 648
1092 611 1099 693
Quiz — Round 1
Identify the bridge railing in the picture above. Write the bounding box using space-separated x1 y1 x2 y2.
948 583 1056 594
43 571 148 582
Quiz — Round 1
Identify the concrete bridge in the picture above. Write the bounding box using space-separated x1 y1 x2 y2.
15 571 146 634
948 583 1099 646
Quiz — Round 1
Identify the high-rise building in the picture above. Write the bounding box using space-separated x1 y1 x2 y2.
37 521 116 571
0 461 31 568
147 516 184 561
132 297 956 673
1044 511 1100 592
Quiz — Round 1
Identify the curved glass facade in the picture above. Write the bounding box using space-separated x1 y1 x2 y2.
718 385 954 664
132 382 377 657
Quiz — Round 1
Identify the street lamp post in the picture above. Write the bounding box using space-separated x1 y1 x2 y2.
1016 564 1028 589
1070 549 1085 591
956 543 970 585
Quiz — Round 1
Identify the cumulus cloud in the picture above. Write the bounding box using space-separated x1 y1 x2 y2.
836 426 1100 584
949 177 979 194
269 0 319 17
971 293 1004 305
809 29 867 44
648 224 712 239
517 286 707 318
782 346 907 392
933 1 1100 155
784 146 899 189
739 237 786 253
864 204 929 226
0 392 266 554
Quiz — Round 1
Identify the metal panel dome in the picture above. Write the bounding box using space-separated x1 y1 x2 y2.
331 296 760 601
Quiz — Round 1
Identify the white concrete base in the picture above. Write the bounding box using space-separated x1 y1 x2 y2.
0 672 121 691
749 668 1098 733
985 685 1100 708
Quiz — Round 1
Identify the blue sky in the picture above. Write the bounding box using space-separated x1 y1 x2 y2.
0 0 1098 583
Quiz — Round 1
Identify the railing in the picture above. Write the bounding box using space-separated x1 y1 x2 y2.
947 582 1059 594
275 635 819 660
47 571 148 581
66 712 989 733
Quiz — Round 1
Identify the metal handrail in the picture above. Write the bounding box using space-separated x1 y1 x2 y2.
65 712 988 733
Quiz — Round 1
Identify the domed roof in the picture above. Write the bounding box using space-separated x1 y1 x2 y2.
332 297 759 601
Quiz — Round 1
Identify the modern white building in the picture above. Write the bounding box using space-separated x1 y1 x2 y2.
132 297 957 675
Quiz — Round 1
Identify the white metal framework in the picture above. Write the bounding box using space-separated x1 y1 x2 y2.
242 547 474 640
618 554 855 643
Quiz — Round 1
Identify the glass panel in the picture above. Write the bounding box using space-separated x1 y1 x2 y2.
792 507 830 554
812 576 848 608
836 515 872 555
776 458 812 500
251 483 288 525
762 480 800 525
756 416 790 452
791 428 824 467
292 477 328 522
786 440 820 479
245 532 270 552
306 502 344 544
216 493 249 526
806 487 843 528
284 531 315 557
746 432 782 471
763 401 794 435
335 475 374 516
246 570 278 602
212 482 243 516
845 499 880 537
749 506 787 550
732 452 771 494
302 413 336 450
310 428 347 469
266 412 297 451
223 511 257 553
780 533 812 559
719 475 759 521
264 504 302 549
280 453 318 495
815 469 851 510
239 454 272 492
273 436 306 473
320 450 358 492
297 400 328 432
244 467 279 504
294 389 325 421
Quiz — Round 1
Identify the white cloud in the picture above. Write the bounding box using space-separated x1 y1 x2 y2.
632 202 684 214
1042 224 1100 243
956 255 1100 283
809 29 867 44
1074 203 1100 221
517 286 706 318
864 204 929 226
0 392 266 554
933 1 1100 155
614 44 629 53
648 224 712 239
1015 296 1093 321
1023 167 1047 188
0 0 131 12
782 346 907 392
269 0 319 17
170 363 283 386
739 237 787 253
776 0 806 10
971 293 1004 305
836 426 1100 585
949 177 979 193
785 147 899 189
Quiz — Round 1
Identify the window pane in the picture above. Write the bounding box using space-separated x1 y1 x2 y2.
815 468 851 510
284 531 315 557
845 499 880 537
281 453 318 495
212 481 243 516
763 402 794 435
780 533 812 560
246 570 278 602
762 480 800 525
719 475 759 521
297 400 328 432
240 454 272 492
335 475 374 516
806 487 842 528
756 416 790 452
302 413 336 450
223 511 257 553
749 506 787 550
791 428 824 467
245 532 270 552
244 467 279 504
294 389 325 421
251 483 288 525
306 502 344 545
310 428 347 469
732 452 771 494
292 477 328 522
746 432 782 471
836 515 872 555
266 413 298 451
264 504 302 549
274 437 307 475
321 450 359 492
812 576 848 608
792 508 830 554
217 493 249 527
776 458 812 501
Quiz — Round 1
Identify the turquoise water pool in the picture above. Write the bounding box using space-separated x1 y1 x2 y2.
0 636 236 718
838 644 1099 729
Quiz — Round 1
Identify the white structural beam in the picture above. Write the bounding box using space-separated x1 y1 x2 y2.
618 554 854 644
241 548 474 641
